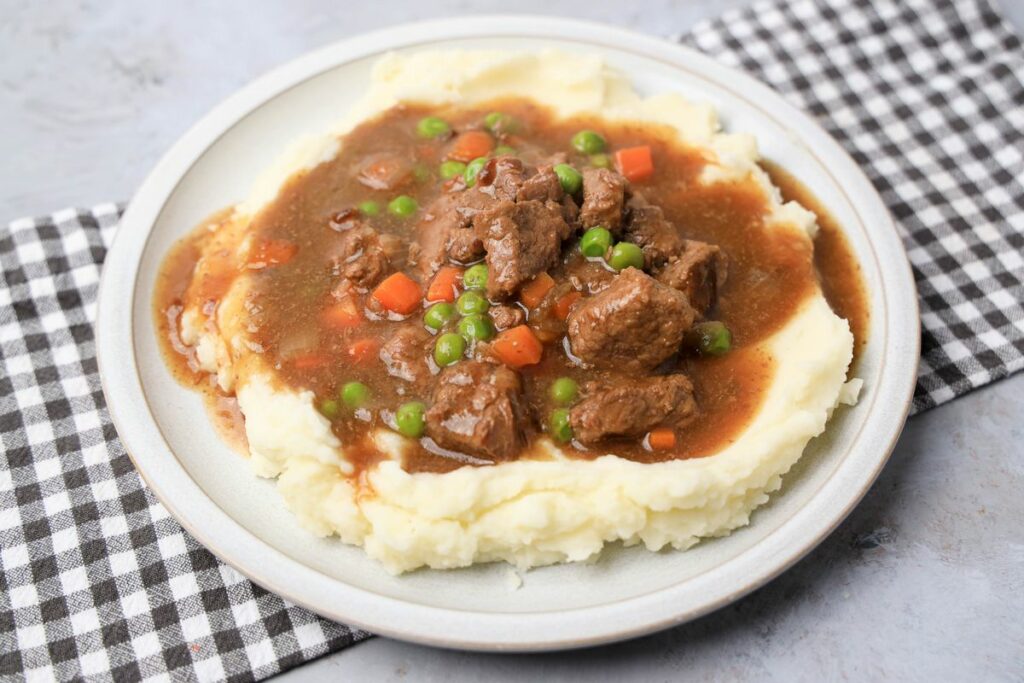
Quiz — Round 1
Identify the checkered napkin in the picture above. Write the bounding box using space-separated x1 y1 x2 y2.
0 207 367 681
683 0 1024 412
2 0 1023 681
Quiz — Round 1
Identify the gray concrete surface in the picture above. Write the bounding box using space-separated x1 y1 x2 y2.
3 1 1022 681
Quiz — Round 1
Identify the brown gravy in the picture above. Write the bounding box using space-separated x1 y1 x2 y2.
154 210 249 456
764 161 870 362
154 100 868 474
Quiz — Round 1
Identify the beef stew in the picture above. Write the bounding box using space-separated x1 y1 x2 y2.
155 99 869 474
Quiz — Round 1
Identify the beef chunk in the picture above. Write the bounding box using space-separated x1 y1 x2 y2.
558 193 581 227
416 159 577 288
478 157 526 201
477 199 572 299
656 240 728 317
413 190 491 277
489 304 526 331
499 161 578 224
569 374 697 445
379 325 432 385
329 224 400 290
579 168 629 233
447 225 486 263
517 165 563 203
566 267 695 372
623 194 686 269
476 157 567 205
425 361 530 460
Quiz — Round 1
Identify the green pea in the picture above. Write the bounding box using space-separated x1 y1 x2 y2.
340 381 370 409
395 401 427 438
416 116 451 139
607 242 645 271
424 302 457 330
456 290 490 316
464 157 488 187
439 160 467 180
589 153 611 168
319 398 340 419
571 130 607 155
549 408 573 443
434 333 465 367
493 145 516 156
457 314 495 343
463 263 488 290
554 163 583 195
549 378 578 406
413 164 431 183
484 111 514 133
387 195 418 218
357 200 380 216
580 227 613 258
692 321 733 356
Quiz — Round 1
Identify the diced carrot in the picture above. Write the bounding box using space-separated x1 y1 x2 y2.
291 353 327 369
371 272 423 315
491 325 544 369
322 298 363 329
366 158 399 178
426 266 463 303
358 155 411 190
647 428 676 451
553 291 583 321
519 272 555 309
614 145 654 183
448 131 494 162
248 239 297 268
347 338 379 365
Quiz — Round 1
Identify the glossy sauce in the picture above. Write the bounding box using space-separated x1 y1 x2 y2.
154 100 868 474
154 210 249 456
763 161 870 362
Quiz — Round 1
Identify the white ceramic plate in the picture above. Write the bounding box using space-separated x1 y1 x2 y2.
97 16 919 651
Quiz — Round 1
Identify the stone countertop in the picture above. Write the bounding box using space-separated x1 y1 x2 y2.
3 1 1021 681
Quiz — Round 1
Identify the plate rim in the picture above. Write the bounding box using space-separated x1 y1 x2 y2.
97 14 920 651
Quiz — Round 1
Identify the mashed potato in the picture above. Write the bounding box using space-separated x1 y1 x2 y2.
179 51 858 574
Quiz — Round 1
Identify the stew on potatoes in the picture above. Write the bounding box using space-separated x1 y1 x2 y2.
155 100 868 474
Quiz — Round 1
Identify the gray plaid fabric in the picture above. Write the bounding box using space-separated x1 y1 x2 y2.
684 0 1024 412
0 206 367 681
2 0 1023 680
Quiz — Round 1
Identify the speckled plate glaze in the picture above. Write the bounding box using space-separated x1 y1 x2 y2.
96 16 919 651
